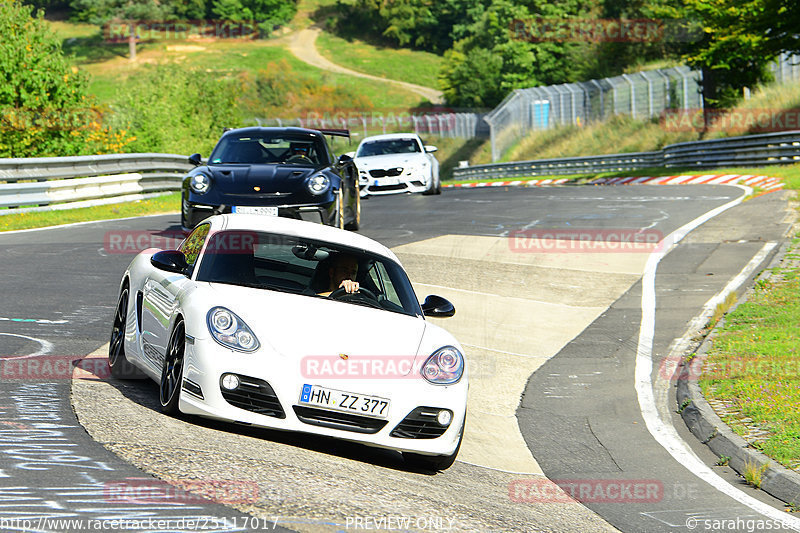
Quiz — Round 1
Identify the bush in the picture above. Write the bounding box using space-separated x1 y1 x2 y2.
0 0 132 156
111 64 243 155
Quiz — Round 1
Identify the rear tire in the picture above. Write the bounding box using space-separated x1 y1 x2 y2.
159 320 185 415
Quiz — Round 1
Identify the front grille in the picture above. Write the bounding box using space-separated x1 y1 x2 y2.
220 375 285 419
370 183 408 192
293 406 388 434
390 407 450 439
369 168 403 178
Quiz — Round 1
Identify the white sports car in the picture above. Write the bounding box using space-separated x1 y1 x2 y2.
353 133 441 196
108 214 466 470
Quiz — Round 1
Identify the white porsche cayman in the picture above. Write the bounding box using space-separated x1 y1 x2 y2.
109 214 466 470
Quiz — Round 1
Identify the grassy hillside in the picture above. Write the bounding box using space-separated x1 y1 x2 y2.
315 32 443 90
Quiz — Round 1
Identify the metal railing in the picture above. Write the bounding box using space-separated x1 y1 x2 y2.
453 130 800 180
0 153 191 213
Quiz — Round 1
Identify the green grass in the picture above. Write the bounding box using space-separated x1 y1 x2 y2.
53 21 425 110
699 254 800 471
0 193 180 232
315 31 442 90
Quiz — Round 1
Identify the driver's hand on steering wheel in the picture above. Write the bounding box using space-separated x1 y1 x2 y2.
338 279 359 294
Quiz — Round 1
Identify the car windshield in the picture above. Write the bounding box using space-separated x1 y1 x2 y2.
194 231 423 317
356 138 421 157
209 133 326 166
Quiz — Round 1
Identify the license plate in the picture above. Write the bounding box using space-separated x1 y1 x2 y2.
233 206 278 216
374 177 400 186
299 384 390 419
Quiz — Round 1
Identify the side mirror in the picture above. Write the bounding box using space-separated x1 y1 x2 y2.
344 151 356 158
338 153 353 164
421 295 455 318
151 250 188 275
188 153 202 166
424 145 438 153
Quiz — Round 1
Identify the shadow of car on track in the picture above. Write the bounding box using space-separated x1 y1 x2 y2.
96 374 443 475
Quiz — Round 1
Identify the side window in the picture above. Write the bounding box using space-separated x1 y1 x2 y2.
179 223 210 273
367 262 403 308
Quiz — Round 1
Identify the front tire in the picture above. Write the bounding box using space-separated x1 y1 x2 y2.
181 194 193 230
422 171 438 196
345 185 361 231
159 320 185 415
108 286 144 379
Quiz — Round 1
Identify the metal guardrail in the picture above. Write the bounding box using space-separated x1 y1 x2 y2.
453 131 800 180
0 153 191 214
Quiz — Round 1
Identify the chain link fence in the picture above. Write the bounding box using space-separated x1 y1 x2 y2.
250 112 490 142
484 66 703 162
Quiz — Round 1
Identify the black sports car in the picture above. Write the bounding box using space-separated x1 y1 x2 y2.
181 127 361 230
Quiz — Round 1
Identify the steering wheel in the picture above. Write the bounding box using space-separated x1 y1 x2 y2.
286 154 313 164
328 286 382 308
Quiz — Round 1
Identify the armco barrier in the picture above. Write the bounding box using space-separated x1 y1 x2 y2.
0 154 191 214
454 130 800 181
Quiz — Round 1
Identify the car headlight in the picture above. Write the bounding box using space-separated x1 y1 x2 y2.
421 346 464 385
207 307 260 352
306 174 330 195
190 173 211 194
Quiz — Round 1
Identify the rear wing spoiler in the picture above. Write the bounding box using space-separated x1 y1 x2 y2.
318 128 350 139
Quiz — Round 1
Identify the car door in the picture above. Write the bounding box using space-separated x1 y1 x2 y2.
140 224 209 372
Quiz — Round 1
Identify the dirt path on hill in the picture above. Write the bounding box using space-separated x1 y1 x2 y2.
287 27 444 104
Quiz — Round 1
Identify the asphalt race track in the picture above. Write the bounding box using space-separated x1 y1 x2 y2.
1 184 798 533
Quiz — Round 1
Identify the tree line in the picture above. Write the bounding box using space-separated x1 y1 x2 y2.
334 0 799 109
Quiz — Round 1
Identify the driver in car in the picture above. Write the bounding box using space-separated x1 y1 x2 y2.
318 253 360 297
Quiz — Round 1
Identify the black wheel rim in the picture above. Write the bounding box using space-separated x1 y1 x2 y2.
160 321 185 406
108 288 128 367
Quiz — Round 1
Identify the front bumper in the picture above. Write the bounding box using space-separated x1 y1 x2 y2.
359 173 429 195
185 201 333 227
178 339 467 456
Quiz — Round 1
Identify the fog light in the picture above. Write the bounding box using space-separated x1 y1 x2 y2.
221 373 240 391
437 410 452 426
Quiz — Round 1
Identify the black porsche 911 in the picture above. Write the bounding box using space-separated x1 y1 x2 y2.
181 127 361 230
